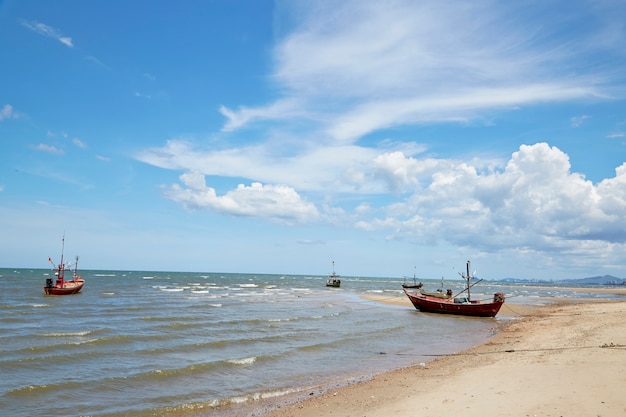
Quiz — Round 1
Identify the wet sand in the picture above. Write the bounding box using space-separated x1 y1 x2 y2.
260 291 626 417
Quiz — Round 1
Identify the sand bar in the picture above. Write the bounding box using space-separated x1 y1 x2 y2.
260 295 626 417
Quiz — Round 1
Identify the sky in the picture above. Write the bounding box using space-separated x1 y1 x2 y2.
1 0 625 280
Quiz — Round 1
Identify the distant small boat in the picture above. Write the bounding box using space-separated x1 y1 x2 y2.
404 260 505 317
44 236 85 295
326 261 341 288
401 267 423 289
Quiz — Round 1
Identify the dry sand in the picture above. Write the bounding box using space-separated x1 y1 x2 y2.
260 293 626 417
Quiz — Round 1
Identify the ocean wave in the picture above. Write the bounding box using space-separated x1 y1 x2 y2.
37 330 93 337
226 356 256 365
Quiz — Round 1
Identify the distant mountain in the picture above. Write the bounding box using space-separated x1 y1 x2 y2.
499 275 625 285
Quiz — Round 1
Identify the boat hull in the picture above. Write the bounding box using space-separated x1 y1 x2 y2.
44 280 85 295
404 289 504 317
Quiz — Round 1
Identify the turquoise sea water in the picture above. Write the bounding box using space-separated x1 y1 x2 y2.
0 268 622 416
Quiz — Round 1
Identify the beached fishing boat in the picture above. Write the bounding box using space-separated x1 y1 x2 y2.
404 260 505 317
326 261 341 287
44 237 85 295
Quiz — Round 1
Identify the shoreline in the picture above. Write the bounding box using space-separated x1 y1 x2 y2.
254 292 626 417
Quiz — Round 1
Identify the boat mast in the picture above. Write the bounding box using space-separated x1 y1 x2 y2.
59 234 66 282
74 255 79 279
466 260 471 301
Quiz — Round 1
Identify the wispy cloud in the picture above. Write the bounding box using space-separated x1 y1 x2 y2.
0 104 20 121
85 55 111 71
135 92 152 99
219 1 618 141
20 20 74 47
73 138 87 148
32 144 64 155
607 132 625 138
571 115 589 127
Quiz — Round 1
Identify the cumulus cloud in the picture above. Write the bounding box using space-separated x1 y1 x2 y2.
20 20 74 47
358 143 626 251
165 171 319 225
150 140 626 256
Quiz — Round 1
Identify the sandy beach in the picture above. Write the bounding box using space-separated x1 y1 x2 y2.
260 293 626 417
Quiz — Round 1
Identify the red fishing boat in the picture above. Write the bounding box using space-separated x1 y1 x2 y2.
403 260 505 317
44 237 85 295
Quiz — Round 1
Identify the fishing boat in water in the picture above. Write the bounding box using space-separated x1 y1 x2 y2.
401 267 423 289
44 237 85 295
326 261 341 287
404 260 505 317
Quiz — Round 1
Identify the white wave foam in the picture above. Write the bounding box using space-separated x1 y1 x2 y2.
227 356 256 365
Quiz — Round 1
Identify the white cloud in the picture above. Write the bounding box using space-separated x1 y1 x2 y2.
147 140 626 256
20 20 74 47
32 144 64 155
165 171 319 225
359 143 626 252
220 98 306 132
73 138 86 148
136 139 414 194
571 115 589 127
0 104 20 121
220 0 615 140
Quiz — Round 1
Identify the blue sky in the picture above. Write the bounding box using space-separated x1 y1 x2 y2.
1 0 625 280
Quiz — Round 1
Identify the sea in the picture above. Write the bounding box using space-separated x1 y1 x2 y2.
1 268 623 417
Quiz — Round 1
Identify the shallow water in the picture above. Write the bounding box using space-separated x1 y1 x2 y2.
0 269 621 416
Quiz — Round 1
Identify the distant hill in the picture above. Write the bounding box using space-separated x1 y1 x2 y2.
500 275 625 285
